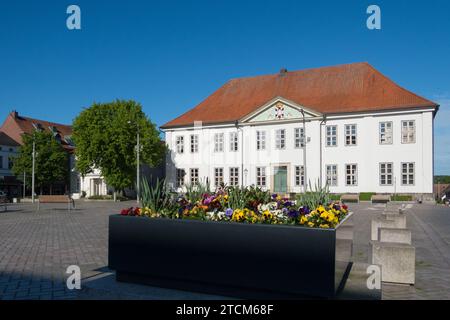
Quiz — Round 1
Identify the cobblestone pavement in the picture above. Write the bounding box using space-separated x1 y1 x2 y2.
0 200 449 300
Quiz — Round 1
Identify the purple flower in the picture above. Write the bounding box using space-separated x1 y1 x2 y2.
271 193 278 199
288 209 299 219
284 201 293 207
225 208 233 217
299 206 310 215
282 207 289 215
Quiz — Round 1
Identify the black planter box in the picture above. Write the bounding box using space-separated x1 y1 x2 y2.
108 213 353 299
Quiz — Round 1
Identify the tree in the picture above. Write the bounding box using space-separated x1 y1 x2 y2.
12 130 69 194
72 99 166 196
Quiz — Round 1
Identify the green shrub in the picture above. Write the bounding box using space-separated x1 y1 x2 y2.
329 194 341 201
88 195 112 200
359 192 375 201
391 195 413 201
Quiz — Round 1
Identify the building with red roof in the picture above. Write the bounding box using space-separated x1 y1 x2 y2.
162 62 438 199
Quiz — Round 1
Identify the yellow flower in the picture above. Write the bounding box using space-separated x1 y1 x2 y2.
307 221 315 227
300 216 308 224
319 224 330 229
326 212 335 222
317 205 326 213
320 211 329 219
262 210 273 220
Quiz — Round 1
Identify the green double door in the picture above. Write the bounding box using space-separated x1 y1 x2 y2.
273 166 288 193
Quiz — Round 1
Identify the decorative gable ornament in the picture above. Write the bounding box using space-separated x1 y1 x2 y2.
274 103 285 119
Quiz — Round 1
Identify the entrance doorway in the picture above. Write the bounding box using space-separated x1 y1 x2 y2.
273 166 288 193
92 178 103 196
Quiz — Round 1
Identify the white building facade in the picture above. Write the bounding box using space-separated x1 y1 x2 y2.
161 63 438 198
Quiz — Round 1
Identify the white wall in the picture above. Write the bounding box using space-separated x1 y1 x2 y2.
0 144 18 177
165 109 435 195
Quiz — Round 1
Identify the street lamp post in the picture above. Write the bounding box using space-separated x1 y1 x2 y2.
129 120 141 204
301 109 307 193
23 171 26 199
31 140 36 204
136 129 140 204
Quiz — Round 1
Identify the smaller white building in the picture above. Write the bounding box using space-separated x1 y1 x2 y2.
0 131 21 197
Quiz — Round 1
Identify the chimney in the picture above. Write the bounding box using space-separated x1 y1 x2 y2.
10 110 18 119
279 68 288 76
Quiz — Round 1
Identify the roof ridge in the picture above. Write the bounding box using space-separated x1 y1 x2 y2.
227 62 371 82
19 115 72 128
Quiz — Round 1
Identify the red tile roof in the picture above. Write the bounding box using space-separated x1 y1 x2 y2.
0 111 75 152
161 62 438 128
0 131 20 147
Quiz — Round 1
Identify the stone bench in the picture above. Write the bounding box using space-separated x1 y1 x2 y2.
370 241 415 285
371 194 391 204
38 195 75 211
341 194 359 203
379 228 412 245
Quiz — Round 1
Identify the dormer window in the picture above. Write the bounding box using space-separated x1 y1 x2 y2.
32 123 43 131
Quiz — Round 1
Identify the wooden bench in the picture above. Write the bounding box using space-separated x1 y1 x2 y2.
38 195 75 211
340 194 360 203
371 194 391 204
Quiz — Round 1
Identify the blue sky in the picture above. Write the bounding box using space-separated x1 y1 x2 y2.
0 0 449 174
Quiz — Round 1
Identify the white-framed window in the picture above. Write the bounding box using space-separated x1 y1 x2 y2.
379 121 393 144
275 129 285 149
295 165 305 186
326 125 337 147
401 163 415 185
402 120 416 144
190 168 199 185
176 169 185 188
326 164 338 187
294 127 305 148
256 167 266 187
345 124 357 146
256 130 266 150
214 133 224 152
176 136 184 154
345 164 357 186
214 167 224 187
229 167 239 186
190 134 199 153
380 163 393 186
229 132 238 152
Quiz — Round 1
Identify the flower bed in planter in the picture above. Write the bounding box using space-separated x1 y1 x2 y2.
109 183 353 298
